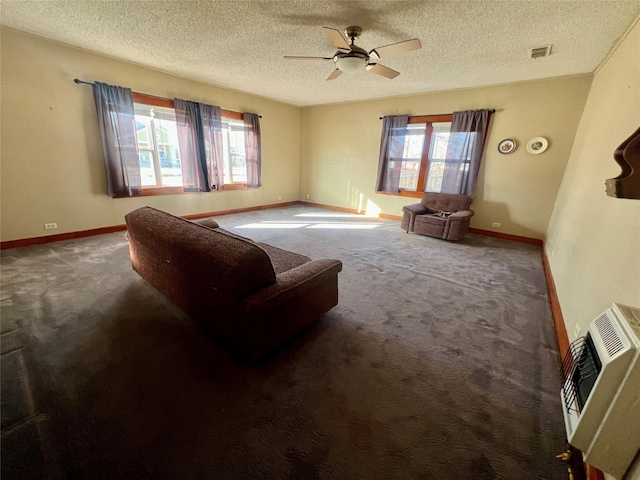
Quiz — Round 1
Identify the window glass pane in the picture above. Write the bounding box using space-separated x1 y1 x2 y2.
153 109 182 187
135 117 153 150
399 160 420 190
430 123 451 160
426 122 451 193
399 124 425 191
403 124 425 158
230 122 246 184
222 119 246 184
134 103 183 188
139 151 156 186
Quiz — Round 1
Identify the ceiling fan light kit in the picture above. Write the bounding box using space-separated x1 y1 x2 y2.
336 54 367 72
284 25 421 81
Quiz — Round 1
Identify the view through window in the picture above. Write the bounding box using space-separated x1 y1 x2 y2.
134 104 183 187
222 118 247 185
132 95 249 193
398 120 453 194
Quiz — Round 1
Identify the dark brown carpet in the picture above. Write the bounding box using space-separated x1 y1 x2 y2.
1 205 566 479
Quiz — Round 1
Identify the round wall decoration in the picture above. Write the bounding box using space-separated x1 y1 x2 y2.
498 139 517 154
526 136 549 155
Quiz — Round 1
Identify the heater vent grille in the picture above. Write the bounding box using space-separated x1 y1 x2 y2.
594 311 625 358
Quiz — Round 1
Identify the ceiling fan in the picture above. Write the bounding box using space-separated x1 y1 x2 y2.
284 26 421 80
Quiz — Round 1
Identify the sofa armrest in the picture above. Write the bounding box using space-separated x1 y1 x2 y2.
192 218 220 229
241 259 342 312
402 203 428 215
448 209 474 221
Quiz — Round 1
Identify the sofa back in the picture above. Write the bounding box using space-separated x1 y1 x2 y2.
125 207 276 316
421 193 472 212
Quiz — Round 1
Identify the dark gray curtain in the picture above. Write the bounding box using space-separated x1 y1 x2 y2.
200 104 225 190
175 99 210 192
244 113 261 188
441 109 491 196
92 82 141 197
375 115 409 194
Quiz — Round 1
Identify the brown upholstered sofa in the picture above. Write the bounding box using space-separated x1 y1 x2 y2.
125 207 342 361
401 192 474 241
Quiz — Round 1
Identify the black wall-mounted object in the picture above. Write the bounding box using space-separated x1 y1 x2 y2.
606 126 640 199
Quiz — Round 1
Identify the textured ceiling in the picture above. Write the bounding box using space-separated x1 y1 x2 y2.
1 1 639 106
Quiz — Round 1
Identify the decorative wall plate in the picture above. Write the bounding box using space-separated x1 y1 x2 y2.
526 136 548 155
498 139 517 154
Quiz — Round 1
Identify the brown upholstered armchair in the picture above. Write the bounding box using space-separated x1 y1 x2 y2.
401 192 474 241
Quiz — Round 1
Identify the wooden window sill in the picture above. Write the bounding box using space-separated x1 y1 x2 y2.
142 184 251 194
115 184 255 198
222 183 248 191
376 190 423 198
141 187 185 196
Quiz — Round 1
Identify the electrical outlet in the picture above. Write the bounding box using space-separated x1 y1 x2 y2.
492 222 501 228
277 196 282 201
574 324 581 338
44 223 58 229
306 194 310 200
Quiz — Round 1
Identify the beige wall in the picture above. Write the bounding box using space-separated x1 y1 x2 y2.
545 19 639 480
0 26 593 243
545 18 640 341
300 76 592 239
0 27 301 242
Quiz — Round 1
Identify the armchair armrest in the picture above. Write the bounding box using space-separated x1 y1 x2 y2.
401 203 429 233
241 259 342 312
448 209 474 221
402 203 428 215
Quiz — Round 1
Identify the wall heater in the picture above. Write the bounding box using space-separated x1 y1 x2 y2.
561 303 640 479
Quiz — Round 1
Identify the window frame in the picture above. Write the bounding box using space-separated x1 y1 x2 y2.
132 92 249 196
380 113 453 198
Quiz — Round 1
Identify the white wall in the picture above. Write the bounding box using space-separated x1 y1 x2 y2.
0 27 301 242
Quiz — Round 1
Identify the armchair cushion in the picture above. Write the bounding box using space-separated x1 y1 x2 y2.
415 214 447 228
420 192 472 212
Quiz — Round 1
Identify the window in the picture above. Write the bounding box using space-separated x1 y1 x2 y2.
397 115 453 195
134 104 183 188
222 118 247 184
132 93 250 194
377 110 491 197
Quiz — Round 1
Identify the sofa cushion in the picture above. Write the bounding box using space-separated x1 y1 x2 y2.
189 220 310 274
257 243 311 275
125 207 276 303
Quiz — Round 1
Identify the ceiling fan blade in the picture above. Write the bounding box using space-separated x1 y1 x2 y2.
323 27 351 51
366 63 400 79
326 69 343 81
284 56 333 61
369 38 421 60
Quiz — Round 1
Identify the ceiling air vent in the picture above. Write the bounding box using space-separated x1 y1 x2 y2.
531 45 552 59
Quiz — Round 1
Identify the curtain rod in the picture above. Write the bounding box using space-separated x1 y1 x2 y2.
378 110 495 119
74 79 262 118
